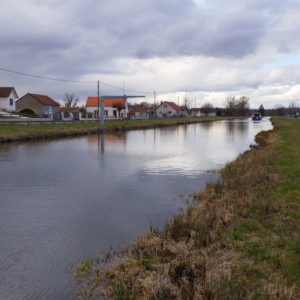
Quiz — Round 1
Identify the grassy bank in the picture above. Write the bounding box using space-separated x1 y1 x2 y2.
0 117 240 143
75 117 300 299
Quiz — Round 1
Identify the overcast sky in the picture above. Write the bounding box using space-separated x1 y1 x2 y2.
1 0 300 108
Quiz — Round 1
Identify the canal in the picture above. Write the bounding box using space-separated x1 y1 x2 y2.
0 118 272 299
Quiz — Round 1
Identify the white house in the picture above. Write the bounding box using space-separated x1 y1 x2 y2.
156 101 188 118
0 87 18 111
86 97 128 119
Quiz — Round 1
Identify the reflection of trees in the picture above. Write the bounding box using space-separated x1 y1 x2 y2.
226 120 248 135
201 122 213 131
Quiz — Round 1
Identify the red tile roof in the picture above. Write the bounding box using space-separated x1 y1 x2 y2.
0 87 16 97
28 94 60 106
160 101 187 111
132 107 150 113
59 107 78 113
16 93 60 106
86 97 125 108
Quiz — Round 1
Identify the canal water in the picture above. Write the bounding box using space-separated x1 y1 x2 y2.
0 118 272 300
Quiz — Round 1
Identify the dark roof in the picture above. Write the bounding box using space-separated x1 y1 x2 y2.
16 93 60 106
160 101 187 111
0 87 16 97
59 107 78 113
132 107 150 113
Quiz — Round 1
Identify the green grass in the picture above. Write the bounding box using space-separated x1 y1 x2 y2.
0 116 242 143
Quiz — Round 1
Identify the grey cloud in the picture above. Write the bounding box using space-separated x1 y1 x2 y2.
1 0 300 101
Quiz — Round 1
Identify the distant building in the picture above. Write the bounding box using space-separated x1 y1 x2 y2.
190 108 216 117
16 93 60 117
0 87 18 111
86 97 128 119
59 107 79 120
130 107 151 119
156 101 188 118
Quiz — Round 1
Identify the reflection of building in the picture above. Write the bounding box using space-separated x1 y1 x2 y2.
0 87 18 111
86 97 128 119
16 93 60 117
156 101 188 118
87 133 126 151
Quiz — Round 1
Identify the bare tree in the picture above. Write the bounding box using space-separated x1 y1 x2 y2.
113 103 124 118
275 104 286 116
63 93 79 107
237 96 250 116
288 102 298 115
201 102 214 114
224 95 250 116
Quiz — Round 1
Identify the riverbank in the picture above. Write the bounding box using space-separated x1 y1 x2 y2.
0 117 242 143
75 117 300 299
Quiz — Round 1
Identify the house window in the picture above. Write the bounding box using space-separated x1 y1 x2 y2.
105 110 108 116
9 98 13 106
164 104 167 108
168 111 172 114
159 111 162 114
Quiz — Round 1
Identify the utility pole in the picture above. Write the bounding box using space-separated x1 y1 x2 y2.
97 80 100 122
100 96 105 125
154 90 156 118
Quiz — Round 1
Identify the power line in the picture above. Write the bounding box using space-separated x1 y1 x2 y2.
0 66 93 83
0 66 154 94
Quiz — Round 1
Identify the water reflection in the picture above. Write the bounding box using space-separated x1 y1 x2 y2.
0 119 273 300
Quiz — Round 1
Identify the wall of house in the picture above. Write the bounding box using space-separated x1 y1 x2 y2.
0 90 18 111
156 104 177 118
16 95 44 115
16 95 60 117
0 98 7 110
86 106 125 118
132 112 150 119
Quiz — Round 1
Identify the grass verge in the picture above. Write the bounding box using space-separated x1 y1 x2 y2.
75 117 300 299
0 117 242 143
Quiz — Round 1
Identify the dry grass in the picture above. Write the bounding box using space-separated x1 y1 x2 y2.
75 118 300 300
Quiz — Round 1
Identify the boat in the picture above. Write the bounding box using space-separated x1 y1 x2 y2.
252 112 262 121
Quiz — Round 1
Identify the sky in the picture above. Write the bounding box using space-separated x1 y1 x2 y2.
1 0 300 108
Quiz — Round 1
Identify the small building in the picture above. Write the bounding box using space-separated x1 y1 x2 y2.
86 97 128 119
0 87 18 111
156 101 188 118
16 93 60 117
190 108 202 117
130 107 151 119
190 108 217 117
59 107 79 121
